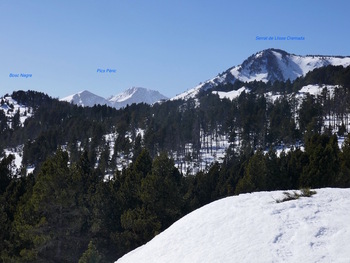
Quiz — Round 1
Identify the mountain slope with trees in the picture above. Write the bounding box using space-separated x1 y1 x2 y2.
1 54 350 261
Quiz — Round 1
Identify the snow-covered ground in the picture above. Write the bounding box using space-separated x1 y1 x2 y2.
297 84 338 97
212 87 248 100
0 96 33 128
116 188 350 263
172 129 230 175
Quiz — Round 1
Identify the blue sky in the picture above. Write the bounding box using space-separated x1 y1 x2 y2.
1 0 349 99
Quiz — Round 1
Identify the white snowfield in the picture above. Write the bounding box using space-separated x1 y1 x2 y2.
116 188 350 263
212 87 248 100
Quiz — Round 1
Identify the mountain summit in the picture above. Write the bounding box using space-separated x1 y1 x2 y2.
108 87 168 109
60 90 110 107
61 87 168 109
173 48 350 100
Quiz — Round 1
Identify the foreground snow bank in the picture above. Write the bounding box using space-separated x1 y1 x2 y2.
116 188 350 263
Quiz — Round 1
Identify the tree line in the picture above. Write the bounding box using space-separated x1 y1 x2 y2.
1 132 350 262
1 65 350 261
1 65 350 175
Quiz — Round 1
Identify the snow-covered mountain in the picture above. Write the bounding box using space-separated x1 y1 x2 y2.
108 87 168 109
61 87 168 109
116 188 350 263
60 90 111 107
173 48 350 100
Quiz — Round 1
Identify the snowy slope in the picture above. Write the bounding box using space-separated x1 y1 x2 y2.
108 87 168 109
0 95 33 128
212 86 249 100
116 188 350 263
172 49 350 100
60 90 111 107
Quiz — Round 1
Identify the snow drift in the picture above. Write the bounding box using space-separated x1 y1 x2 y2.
116 188 350 263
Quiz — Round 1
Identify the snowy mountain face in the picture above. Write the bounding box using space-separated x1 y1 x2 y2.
61 88 168 109
108 87 168 109
116 188 350 263
60 90 111 107
173 48 350 100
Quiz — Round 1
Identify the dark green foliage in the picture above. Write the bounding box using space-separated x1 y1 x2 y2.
2 65 350 261
267 97 297 144
299 94 323 135
276 188 317 203
295 65 350 87
0 174 34 261
114 151 185 257
0 154 14 195
336 134 350 187
3 69 350 176
300 134 340 188
185 163 221 210
78 241 102 263
11 150 91 262
1 136 350 262
0 110 9 135
140 152 183 229
235 150 268 194
11 90 52 109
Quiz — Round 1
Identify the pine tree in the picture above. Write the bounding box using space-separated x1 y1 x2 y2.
0 154 14 195
141 152 183 230
235 150 267 194
13 150 89 262
300 134 340 188
78 241 102 263
338 134 350 187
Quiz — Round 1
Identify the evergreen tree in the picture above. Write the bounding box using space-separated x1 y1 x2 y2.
140 152 184 230
0 174 35 261
299 94 323 135
300 134 340 188
185 163 221 210
338 134 350 187
235 150 267 194
78 241 102 263
13 150 89 262
0 154 14 195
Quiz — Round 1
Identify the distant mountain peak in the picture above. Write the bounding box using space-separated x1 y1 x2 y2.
109 87 146 102
61 87 168 109
61 90 110 107
172 49 350 100
109 87 168 108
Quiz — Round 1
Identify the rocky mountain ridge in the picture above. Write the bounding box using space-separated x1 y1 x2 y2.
172 48 350 100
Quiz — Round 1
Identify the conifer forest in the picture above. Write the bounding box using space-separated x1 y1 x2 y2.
1 65 350 262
